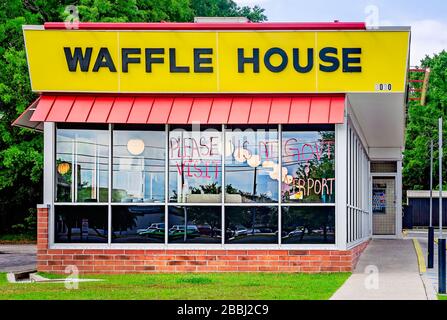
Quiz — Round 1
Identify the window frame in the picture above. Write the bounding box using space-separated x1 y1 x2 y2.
55 124 110 204
50 123 339 250
111 124 166 204
168 124 223 204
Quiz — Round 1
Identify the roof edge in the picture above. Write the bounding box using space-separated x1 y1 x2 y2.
41 22 366 31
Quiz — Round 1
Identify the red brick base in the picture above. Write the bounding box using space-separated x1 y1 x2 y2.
37 207 369 274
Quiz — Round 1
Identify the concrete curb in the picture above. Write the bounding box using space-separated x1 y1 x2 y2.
421 273 438 300
413 239 427 273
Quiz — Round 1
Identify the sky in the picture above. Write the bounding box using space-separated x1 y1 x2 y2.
234 0 447 65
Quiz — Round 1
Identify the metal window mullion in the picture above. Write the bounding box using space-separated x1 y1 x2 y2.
352 131 356 241
358 141 361 239
223 203 281 207
50 123 56 246
72 133 76 203
355 138 358 209
108 124 112 246
357 139 360 240
96 139 99 203
278 124 282 246
348 128 351 243
357 139 360 239
165 124 169 246
362 152 365 237
221 124 225 246
351 130 355 241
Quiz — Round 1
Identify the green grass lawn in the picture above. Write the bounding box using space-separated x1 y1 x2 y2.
0 272 350 300
439 295 447 300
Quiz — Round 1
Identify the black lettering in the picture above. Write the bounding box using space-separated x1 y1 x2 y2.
169 48 190 73
293 48 314 73
145 48 164 73
92 47 117 72
343 48 362 72
194 48 213 73
238 48 260 73
264 47 288 73
319 47 339 72
64 47 92 72
122 48 141 73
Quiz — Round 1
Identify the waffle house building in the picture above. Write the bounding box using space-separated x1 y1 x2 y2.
14 21 410 273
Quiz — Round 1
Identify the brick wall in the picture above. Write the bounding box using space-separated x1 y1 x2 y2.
37 207 369 274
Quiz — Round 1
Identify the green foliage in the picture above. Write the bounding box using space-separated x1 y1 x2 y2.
0 0 267 234
403 51 447 191
11 209 37 234
191 0 266 22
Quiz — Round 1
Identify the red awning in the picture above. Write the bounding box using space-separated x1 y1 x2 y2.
15 94 345 129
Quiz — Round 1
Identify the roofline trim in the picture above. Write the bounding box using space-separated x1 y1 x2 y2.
41 22 367 31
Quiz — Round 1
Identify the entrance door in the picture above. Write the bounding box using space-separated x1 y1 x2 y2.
372 177 396 235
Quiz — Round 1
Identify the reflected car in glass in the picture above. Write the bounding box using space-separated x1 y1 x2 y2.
137 223 165 239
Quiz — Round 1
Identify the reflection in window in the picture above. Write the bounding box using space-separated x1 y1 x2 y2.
225 206 278 244
169 126 222 203
168 206 221 243
225 126 279 203
54 205 108 243
112 206 165 243
281 206 335 244
113 126 165 203
282 126 335 203
56 126 109 202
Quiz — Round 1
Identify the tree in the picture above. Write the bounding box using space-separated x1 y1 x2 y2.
0 0 268 234
191 0 266 22
403 51 447 192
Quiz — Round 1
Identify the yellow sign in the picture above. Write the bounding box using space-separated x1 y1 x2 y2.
23 28 410 93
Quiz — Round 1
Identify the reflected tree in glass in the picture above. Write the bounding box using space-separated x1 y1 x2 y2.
56 127 109 203
169 126 222 203
282 130 335 203
281 206 335 244
225 126 279 203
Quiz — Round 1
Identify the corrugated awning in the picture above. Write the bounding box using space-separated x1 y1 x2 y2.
11 98 44 131
14 94 345 129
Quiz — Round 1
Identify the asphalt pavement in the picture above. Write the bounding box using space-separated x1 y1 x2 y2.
405 229 445 297
0 245 36 273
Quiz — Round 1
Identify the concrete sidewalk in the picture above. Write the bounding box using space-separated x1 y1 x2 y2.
331 239 428 300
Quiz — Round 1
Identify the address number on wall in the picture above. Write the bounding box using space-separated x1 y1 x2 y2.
375 83 393 91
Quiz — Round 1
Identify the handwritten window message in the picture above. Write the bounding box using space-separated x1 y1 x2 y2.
282 130 335 203
168 128 222 203
225 128 279 203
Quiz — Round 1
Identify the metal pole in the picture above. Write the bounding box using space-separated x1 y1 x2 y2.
438 117 446 294
428 140 434 268
441 120 444 238
431 140 434 227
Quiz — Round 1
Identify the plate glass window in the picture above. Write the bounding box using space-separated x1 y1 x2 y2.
281 206 335 244
225 126 279 203
112 205 165 243
54 205 108 243
112 125 165 203
282 125 335 203
225 206 278 244
169 125 222 203
168 206 222 243
56 125 109 202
